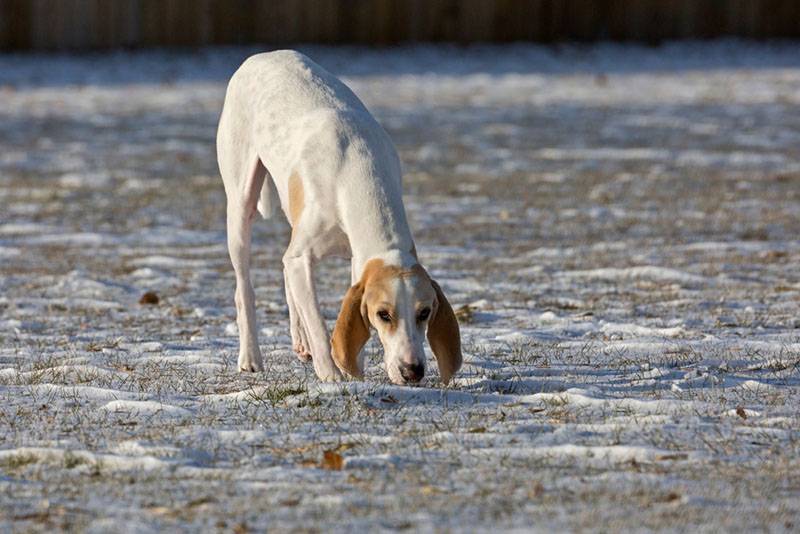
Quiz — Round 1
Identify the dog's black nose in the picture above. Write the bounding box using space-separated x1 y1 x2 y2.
399 362 424 383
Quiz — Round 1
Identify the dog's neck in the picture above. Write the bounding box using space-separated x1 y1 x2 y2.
343 177 417 280
351 246 418 283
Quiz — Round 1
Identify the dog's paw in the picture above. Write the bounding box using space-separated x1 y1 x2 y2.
293 343 312 362
316 365 343 382
238 354 264 373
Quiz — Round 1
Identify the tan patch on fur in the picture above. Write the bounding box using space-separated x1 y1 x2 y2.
331 259 402 374
332 258 462 383
331 282 369 378
379 262 462 383
361 258 394 283
363 259 403 334
288 171 304 226
427 279 462 384
403 264 463 383
362 260 431 334
363 258 423 286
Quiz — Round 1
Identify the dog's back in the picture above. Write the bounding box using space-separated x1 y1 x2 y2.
220 50 386 178
219 51 399 212
228 50 370 120
218 51 407 248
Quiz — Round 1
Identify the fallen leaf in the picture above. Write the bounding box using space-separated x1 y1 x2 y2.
332 442 356 453
454 304 474 323
187 497 214 508
736 406 747 420
147 506 177 517
139 291 159 305
655 453 689 461
467 426 487 433
421 486 441 495
322 450 343 470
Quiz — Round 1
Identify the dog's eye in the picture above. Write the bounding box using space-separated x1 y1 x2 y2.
418 308 431 322
377 310 392 323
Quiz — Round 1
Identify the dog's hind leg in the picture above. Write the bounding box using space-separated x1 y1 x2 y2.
225 155 267 372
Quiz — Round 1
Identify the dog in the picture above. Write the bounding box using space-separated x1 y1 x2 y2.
217 51 461 385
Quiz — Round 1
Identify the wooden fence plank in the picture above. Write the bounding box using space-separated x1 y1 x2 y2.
2 1 800 51
0 0 9 48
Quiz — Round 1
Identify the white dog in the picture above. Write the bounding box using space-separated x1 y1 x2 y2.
217 51 461 385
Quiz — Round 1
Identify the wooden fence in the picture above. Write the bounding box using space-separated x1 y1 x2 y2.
2 0 800 50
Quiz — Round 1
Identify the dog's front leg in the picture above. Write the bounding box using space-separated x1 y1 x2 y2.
283 254 342 382
284 268 312 362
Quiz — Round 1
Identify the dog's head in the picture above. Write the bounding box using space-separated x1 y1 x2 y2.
331 258 462 385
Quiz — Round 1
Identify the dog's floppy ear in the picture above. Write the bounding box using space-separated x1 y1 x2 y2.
427 279 462 384
331 282 370 378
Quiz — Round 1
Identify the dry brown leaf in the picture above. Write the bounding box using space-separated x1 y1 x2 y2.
530 481 545 498
655 453 689 461
454 304 474 323
332 442 355 453
139 291 160 305
420 486 441 495
322 450 343 470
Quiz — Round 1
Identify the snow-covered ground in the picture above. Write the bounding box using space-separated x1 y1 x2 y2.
1 42 799 532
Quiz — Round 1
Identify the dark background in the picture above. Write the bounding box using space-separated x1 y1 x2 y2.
2 0 800 50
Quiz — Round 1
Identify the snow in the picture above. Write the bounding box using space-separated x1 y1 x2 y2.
1 41 800 531
562 266 709 285
101 400 193 418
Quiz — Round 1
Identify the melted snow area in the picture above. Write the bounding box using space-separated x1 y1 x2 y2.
1 43 799 532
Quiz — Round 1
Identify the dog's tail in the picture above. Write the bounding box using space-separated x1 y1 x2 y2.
256 172 279 219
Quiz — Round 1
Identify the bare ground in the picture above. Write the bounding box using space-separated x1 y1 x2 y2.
1 43 799 532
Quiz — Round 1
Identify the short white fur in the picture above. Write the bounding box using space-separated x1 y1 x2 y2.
217 50 459 384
